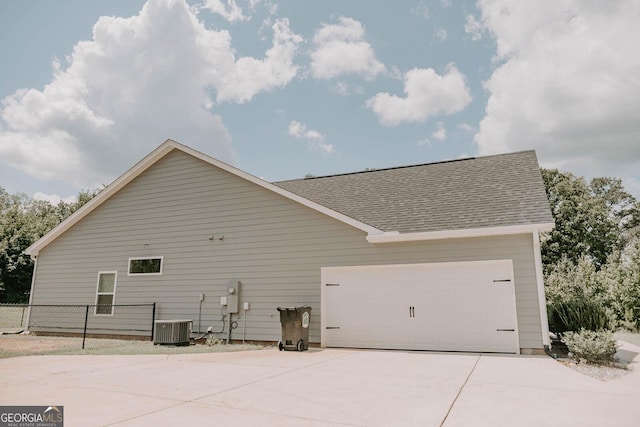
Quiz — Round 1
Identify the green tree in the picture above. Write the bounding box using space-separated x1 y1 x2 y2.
0 189 34 303
0 188 97 303
545 255 598 303
605 237 640 329
541 169 640 271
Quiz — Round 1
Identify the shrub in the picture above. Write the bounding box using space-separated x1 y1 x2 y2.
205 336 224 346
561 329 618 364
547 299 611 334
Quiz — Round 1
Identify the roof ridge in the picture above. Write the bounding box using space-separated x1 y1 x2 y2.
274 149 536 183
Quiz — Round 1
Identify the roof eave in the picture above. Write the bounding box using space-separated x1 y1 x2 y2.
366 222 555 244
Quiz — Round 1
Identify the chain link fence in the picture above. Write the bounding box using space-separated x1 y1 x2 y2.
0 303 156 358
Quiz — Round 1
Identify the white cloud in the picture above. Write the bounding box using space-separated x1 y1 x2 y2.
0 0 302 189
411 2 429 19
288 120 317 139
288 120 334 154
472 0 640 183
434 27 447 42
330 81 350 96
33 192 77 206
419 122 446 147
200 0 249 23
215 18 303 103
366 64 472 126
329 81 364 96
464 14 484 41
310 16 386 80
457 123 474 133
432 122 446 141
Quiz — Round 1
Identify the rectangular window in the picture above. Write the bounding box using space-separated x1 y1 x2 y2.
95 272 117 316
128 257 163 275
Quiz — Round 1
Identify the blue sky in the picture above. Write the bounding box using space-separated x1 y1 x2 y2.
1 0 639 203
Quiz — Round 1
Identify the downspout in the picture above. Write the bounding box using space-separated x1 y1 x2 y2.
532 230 550 348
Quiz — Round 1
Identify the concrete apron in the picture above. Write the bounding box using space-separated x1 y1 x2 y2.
1 342 640 427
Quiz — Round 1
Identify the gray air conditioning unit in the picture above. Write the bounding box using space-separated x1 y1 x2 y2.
153 319 192 345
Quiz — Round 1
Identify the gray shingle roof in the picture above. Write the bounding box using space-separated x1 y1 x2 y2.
275 150 553 234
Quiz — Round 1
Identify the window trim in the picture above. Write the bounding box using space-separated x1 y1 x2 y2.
95 271 117 316
128 256 164 276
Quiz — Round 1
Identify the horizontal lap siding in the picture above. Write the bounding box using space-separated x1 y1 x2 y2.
32 150 544 348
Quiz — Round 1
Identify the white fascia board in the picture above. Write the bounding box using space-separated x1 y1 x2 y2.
366 222 555 244
26 139 382 257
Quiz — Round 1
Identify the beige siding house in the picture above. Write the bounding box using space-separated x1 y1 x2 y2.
26 139 554 353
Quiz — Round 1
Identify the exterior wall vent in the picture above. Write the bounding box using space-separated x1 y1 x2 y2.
153 319 192 345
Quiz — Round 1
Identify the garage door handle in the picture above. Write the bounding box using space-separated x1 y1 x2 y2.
326 327 340 330
496 328 515 332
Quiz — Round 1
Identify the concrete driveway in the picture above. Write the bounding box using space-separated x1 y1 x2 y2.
2 342 640 427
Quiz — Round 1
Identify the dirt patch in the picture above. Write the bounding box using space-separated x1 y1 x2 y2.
0 334 81 357
0 333 268 358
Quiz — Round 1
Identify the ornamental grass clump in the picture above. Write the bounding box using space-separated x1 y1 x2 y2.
547 299 611 334
561 328 618 364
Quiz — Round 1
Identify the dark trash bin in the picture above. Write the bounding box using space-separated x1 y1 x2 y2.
277 306 312 351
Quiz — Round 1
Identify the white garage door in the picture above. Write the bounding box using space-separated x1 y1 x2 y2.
321 260 519 353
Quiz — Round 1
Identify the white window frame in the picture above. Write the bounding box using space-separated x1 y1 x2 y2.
95 271 117 316
128 256 164 276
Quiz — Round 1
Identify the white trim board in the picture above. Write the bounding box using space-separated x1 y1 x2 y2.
533 229 551 347
366 223 555 243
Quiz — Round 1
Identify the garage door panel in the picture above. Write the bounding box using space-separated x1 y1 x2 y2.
325 278 413 348
328 329 416 350
322 260 519 353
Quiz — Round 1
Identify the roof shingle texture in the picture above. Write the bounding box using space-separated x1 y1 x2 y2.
275 150 553 234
